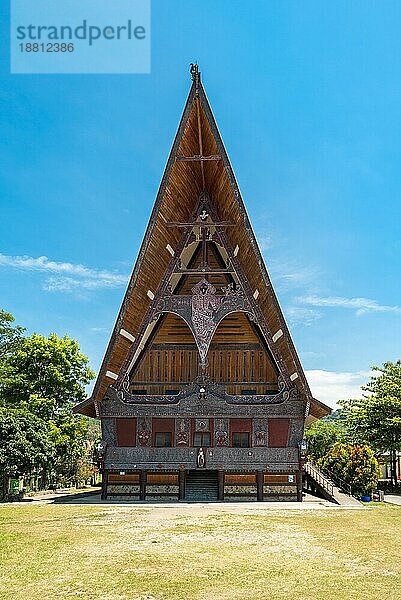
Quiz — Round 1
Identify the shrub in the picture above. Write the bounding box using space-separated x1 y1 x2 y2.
322 443 380 497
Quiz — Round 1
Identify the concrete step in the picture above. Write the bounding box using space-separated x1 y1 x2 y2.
185 470 219 501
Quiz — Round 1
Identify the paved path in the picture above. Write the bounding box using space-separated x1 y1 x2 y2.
47 491 365 511
13 489 366 511
384 494 401 506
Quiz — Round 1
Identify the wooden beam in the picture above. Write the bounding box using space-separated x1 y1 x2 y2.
196 97 206 188
166 221 234 228
175 155 221 162
175 268 233 275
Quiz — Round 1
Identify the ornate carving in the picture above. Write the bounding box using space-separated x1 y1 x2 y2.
214 417 229 446
195 418 209 432
253 418 268 447
104 446 299 471
104 384 303 418
197 447 205 468
122 374 130 392
289 418 304 447
153 279 257 368
215 431 228 446
102 418 116 445
176 418 190 446
191 280 221 363
137 417 152 447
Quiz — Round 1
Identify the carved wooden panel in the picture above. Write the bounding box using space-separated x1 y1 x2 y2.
175 418 190 446
214 417 229 447
136 417 152 447
102 418 116 445
253 418 268 447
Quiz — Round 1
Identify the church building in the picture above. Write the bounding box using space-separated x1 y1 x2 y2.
74 66 330 501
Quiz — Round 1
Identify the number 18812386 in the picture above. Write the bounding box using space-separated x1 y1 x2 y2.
19 43 75 53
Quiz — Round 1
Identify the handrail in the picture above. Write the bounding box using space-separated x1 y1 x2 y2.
321 467 352 496
304 461 334 497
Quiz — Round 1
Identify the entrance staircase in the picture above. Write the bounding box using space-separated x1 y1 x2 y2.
185 470 219 502
304 461 362 506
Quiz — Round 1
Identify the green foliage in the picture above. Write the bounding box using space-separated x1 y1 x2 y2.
47 413 91 485
1 333 94 415
341 361 401 453
322 442 380 496
0 407 52 497
0 308 96 496
340 361 401 486
0 310 25 393
305 419 344 462
0 309 25 355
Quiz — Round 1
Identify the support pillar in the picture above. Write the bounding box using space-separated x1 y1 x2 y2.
179 469 186 501
296 470 303 502
218 470 225 501
101 470 108 500
257 471 264 502
139 470 146 501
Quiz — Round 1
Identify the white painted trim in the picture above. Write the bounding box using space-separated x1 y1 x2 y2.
147 290 155 300
272 329 283 343
234 245 239 257
253 289 259 300
290 372 299 381
120 328 135 343
166 244 175 256
106 370 118 381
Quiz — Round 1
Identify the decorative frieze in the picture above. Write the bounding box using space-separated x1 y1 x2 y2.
104 446 299 472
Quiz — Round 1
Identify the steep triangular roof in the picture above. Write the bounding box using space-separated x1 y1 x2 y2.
75 67 330 420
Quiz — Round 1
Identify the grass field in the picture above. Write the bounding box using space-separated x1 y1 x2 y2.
0 501 400 600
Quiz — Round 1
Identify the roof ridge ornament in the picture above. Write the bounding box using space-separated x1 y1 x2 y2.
190 62 200 91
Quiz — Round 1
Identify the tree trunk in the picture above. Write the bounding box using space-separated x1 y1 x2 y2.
391 449 398 489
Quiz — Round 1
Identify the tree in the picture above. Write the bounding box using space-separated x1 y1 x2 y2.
322 443 380 497
47 413 91 487
0 309 96 494
0 407 53 499
0 310 24 394
305 419 344 463
341 361 401 487
1 333 94 418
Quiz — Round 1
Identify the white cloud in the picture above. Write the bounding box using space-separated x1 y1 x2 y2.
0 253 128 292
285 306 321 326
257 234 272 252
305 369 372 409
298 294 401 316
268 260 320 293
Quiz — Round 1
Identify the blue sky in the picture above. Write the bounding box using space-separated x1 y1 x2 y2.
1 0 400 407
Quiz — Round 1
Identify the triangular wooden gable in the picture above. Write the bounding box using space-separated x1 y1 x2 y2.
75 67 330 420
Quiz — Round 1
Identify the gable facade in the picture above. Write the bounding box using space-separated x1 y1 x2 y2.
75 66 330 501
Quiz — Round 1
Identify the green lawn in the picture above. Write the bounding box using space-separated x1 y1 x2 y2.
0 502 400 600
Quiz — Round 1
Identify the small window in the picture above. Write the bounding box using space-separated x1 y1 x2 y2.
130 389 147 395
193 432 211 447
165 389 180 396
232 432 250 448
241 389 257 396
155 432 172 447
